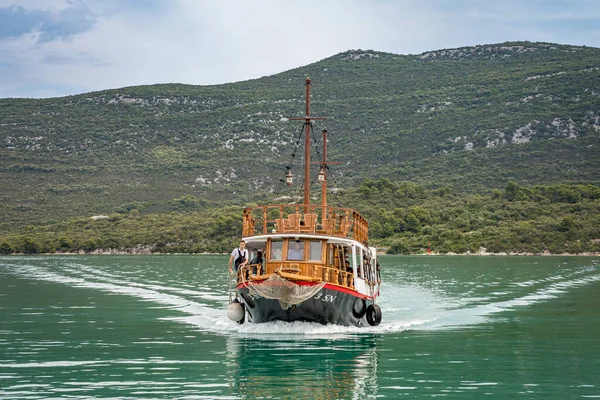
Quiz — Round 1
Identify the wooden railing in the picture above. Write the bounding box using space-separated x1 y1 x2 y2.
236 262 355 289
242 204 369 244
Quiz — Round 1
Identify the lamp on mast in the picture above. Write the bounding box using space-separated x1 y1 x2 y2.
317 166 326 184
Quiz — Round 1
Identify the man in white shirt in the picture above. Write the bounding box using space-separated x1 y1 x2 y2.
229 240 249 274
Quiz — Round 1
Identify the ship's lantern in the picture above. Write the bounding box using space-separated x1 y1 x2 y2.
317 166 326 184
285 169 293 186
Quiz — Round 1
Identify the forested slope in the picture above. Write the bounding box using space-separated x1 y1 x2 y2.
1 181 599 255
1 41 599 245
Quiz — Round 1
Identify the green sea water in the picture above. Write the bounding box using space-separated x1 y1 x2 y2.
1 255 599 399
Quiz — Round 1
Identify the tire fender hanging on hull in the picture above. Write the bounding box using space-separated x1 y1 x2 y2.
352 297 366 319
366 304 382 326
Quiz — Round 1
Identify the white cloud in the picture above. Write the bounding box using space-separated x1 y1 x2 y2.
0 0 71 10
1 0 599 98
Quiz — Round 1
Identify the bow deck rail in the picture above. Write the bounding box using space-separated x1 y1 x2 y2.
242 204 369 244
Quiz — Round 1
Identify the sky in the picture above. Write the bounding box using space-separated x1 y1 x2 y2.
1 0 599 98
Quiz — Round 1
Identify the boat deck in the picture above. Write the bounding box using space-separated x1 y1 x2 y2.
236 262 355 290
242 204 369 244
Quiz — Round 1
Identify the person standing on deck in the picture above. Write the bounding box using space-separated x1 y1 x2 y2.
249 250 264 275
229 240 249 275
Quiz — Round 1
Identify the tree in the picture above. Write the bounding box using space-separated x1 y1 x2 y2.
0 241 14 254
557 216 576 233
504 181 520 201
20 237 41 254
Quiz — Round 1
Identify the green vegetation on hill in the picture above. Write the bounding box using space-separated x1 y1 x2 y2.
1 180 599 255
1 41 599 253
1 41 600 234
344 180 600 255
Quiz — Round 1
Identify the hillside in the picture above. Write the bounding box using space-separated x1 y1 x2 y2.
1 180 599 255
1 41 599 233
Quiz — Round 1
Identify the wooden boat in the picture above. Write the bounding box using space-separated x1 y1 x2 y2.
227 78 381 327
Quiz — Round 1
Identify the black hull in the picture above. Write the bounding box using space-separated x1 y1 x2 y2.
236 283 375 327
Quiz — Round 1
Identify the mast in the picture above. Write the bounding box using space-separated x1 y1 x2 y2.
289 78 325 207
313 128 340 216
321 129 328 209
303 81 311 207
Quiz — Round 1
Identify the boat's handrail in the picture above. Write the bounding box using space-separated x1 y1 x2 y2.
242 204 369 243
236 262 355 289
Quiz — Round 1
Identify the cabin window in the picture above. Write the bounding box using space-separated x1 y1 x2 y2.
363 249 372 282
355 247 363 278
270 240 283 260
309 240 322 261
329 245 334 267
343 246 351 272
287 240 304 261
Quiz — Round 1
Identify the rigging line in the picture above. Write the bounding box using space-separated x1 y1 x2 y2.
278 80 312 201
305 123 325 197
288 122 306 166
272 120 306 200
266 82 312 202
291 122 308 202
327 164 343 203
273 178 286 198
310 124 323 162
287 83 308 162
283 83 307 164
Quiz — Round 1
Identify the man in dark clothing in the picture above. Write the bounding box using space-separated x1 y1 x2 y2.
249 250 264 275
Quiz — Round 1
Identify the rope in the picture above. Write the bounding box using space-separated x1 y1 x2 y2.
311 124 323 161
273 122 306 199
228 270 233 304
279 80 314 200
273 82 327 201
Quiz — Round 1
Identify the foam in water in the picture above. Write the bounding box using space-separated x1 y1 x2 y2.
2 258 599 338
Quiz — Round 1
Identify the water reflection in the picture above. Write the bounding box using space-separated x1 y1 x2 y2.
225 335 379 399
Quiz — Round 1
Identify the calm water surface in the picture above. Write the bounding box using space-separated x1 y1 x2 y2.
1 255 599 399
